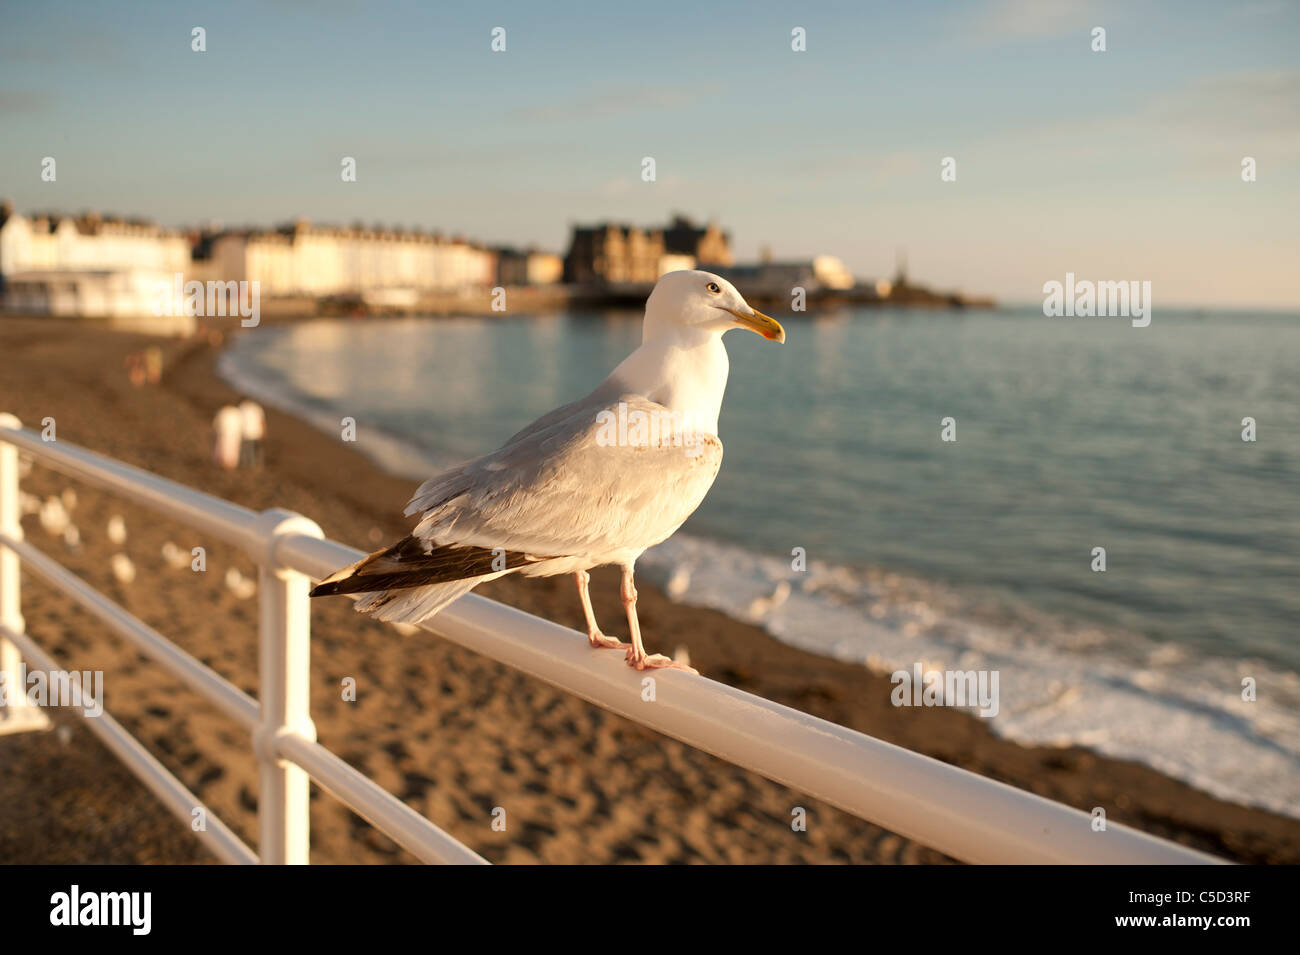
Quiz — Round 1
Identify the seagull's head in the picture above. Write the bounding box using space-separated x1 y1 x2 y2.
643 270 786 345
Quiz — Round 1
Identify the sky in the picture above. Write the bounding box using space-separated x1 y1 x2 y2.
1 0 1297 307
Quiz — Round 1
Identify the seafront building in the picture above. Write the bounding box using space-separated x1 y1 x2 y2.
199 219 499 299
494 247 564 287
712 255 856 295
564 215 733 285
564 223 667 284
1 200 892 317
0 202 190 317
662 215 734 267
0 203 530 317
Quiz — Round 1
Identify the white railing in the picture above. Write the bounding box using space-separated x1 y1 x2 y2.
0 413 1225 865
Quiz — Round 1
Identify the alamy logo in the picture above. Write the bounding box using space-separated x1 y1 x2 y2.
890 663 999 718
50 885 151 935
1043 272 1151 327
0 663 102 717
595 401 707 457
152 273 260 327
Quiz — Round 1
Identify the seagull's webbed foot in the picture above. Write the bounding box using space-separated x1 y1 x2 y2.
575 571 631 651
620 565 699 674
624 647 699 675
588 630 630 651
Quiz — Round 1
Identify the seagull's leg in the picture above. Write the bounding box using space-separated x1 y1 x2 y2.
575 570 628 650
620 565 697 674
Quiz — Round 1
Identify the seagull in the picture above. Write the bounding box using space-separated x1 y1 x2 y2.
310 270 785 673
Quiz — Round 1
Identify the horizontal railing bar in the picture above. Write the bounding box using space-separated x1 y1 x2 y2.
280 531 1225 865
3 419 1226 865
275 732 488 865
0 423 261 552
0 533 260 732
0 622 259 865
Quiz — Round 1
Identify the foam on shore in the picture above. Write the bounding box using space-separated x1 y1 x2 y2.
637 535 1300 820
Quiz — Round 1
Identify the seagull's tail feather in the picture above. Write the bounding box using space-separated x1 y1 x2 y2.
353 577 486 624
309 534 554 624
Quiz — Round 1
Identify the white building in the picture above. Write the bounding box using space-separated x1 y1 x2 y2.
657 253 697 276
1 203 519 317
207 221 498 297
711 256 856 296
0 205 190 317
495 248 564 286
810 255 855 291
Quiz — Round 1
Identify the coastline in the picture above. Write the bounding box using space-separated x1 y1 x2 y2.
36 276 984 327
1 317 1297 863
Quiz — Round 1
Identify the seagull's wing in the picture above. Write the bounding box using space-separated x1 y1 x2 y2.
309 392 722 612
405 391 723 560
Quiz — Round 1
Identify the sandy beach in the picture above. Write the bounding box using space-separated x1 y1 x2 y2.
1 316 1297 864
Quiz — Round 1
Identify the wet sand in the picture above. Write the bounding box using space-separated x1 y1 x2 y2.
1 316 1297 864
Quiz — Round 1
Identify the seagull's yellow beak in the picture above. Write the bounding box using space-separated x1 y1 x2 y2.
722 306 786 343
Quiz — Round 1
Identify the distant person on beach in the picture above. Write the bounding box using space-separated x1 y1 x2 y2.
212 405 243 470
238 399 266 468
124 352 146 388
144 346 163 384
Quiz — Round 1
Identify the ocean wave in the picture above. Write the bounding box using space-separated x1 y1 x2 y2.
637 535 1300 819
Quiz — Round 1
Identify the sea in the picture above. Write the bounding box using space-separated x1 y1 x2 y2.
218 305 1300 818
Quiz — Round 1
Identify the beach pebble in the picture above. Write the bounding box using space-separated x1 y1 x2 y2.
666 566 691 600
107 514 127 545
161 541 189 568
110 553 136 584
747 580 791 619
225 567 257 600
39 497 69 535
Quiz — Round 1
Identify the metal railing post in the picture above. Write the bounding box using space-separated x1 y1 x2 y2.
251 508 322 864
0 413 48 735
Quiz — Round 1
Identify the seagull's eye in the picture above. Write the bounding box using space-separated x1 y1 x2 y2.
706 282 721 294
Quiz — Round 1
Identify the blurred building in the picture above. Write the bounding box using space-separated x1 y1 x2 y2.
656 253 697 275
810 255 855 290
662 215 733 267
495 247 564 286
0 201 190 316
564 216 733 284
203 219 498 297
564 224 664 283
712 255 856 295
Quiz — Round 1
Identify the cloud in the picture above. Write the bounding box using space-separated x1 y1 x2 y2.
773 68 1300 193
1151 69 1300 133
510 86 695 124
784 147 932 183
1011 68 1300 167
0 31 127 69
962 0 1098 41
0 90 52 114
595 174 684 198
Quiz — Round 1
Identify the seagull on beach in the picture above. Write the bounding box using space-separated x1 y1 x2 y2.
309 270 786 673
